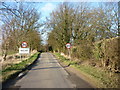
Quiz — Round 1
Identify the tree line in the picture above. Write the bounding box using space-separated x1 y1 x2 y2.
47 2 118 53
46 2 119 72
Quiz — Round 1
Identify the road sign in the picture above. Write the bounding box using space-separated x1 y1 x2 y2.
19 48 30 54
21 41 27 48
66 43 71 49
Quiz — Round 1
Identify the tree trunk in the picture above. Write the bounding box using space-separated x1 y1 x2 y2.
2 50 7 61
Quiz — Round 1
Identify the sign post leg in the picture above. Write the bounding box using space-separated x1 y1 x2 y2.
67 48 71 66
68 48 71 60
69 48 71 60
20 54 22 61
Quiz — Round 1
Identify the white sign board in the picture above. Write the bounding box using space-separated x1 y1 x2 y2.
66 43 71 49
19 48 30 54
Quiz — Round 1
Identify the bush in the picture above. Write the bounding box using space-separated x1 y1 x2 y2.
71 43 93 60
93 37 120 72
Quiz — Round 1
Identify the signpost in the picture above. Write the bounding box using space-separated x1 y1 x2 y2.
66 43 71 49
21 41 28 48
66 43 71 59
19 41 30 61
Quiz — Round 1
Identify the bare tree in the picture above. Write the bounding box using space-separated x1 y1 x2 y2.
0 2 42 61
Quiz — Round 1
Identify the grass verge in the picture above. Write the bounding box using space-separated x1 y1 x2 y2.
1 52 40 83
54 53 119 88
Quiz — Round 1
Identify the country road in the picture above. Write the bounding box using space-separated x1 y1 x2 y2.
3 52 94 89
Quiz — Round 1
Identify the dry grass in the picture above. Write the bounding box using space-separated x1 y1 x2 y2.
1 52 40 82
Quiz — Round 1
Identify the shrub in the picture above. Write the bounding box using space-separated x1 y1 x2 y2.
93 37 120 72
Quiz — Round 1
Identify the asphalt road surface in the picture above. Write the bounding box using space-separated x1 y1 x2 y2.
3 52 94 88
